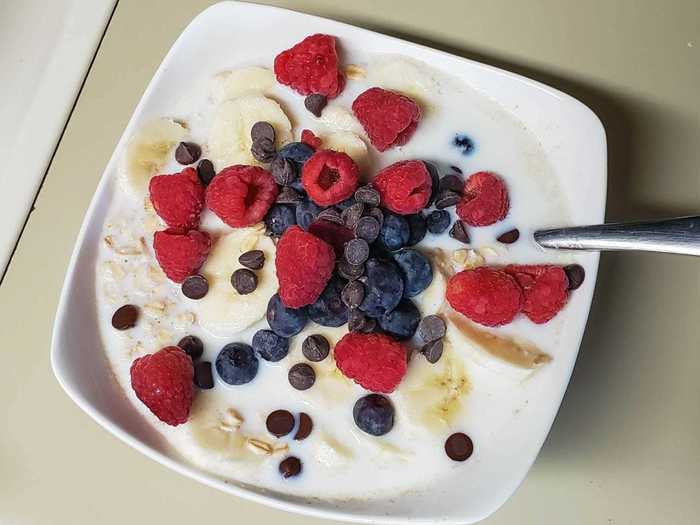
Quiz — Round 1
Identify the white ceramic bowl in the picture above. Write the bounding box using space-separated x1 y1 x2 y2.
51 2 606 523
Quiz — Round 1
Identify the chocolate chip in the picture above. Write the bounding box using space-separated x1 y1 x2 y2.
341 280 365 309
251 137 276 163
177 335 204 360
279 456 302 478
239 250 265 270
288 363 315 390
175 142 201 165
181 274 209 299
196 159 216 186
564 264 585 290
337 260 365 281
270 155 297 185
304 94 327 117
450 165 463 174
342 202 364 229
111 305 139 330
344 238 369 265
250 121 275 143
445 432 474 461
276 186 303 204
497 228 520 244
294 413 313 440
361 316 376 333
354 186 380 206
193 361 214 389
421 339 444 364
348 308 373 333
439 174 463 194
317 207 343 224
367 206 384 227
449 220 470 244
302 335 330 362
266 409 295 437
354 216 380 243
418 315 446 342
231 268 257 294
435 190 461 209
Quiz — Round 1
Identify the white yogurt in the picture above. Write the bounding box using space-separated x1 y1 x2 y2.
95 54 577 501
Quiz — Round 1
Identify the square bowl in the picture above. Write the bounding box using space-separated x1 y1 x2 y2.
51 2 606 523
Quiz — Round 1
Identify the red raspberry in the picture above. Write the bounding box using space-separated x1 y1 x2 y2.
372 160 432 214
153 228 211 283
505 265 569 323
206 165 278 228
275 226 335 308
334 332 407 393
301 129 322 150
446 267 523 327
308 219 355 259
274 34 345 98
148 167 205 229
456 171 509 226
302 150 359 206
130 346 194 426
352 87 421 151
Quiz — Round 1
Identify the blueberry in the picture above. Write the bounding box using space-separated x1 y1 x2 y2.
215 343 259 385
335 196 356 210
378 212 410 251
353 394 395 436
296 198 324 230
278 142 314 164
378 298 420 340
265 204 296 236
308 276 349 327
426 210 450 234
252 329 289 362
266 294 308 337
422 161 441 207
392 248 433 297
289 178 306 194
359 258 404 318
405 213 427 246
453 133 475 155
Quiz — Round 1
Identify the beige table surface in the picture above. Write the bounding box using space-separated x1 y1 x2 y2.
2 1 699 523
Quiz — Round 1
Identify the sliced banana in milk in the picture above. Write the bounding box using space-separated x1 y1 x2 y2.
210 66 275 103
315 105 365 135
399 346 470 432
193 226 278 337
208 95 292 170
320 131 369 168
119 118 186 197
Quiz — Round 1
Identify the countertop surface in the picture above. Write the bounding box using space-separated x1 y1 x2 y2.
1 1 698 524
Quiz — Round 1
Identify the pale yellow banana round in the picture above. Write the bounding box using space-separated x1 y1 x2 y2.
118 118 186 198
208 95 292 170
191 226 277 337
321 131 369 168
209 66 275 103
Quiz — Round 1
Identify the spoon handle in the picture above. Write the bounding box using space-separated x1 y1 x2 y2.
534 216 700 256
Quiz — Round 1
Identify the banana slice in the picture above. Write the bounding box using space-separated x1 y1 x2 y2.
208 95 292 170
321 131 369 168
399 344 470 432
367 57 439 105
192 226 277 337
316 105 365 135
414 257 447 317
287 324 354 407
314 432 353 468
210 66 275 103
118 118 186 197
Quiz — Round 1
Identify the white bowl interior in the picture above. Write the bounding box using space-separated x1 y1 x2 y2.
51 2 606 523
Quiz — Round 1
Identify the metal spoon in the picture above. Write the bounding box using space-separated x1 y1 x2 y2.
534 216 700 256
